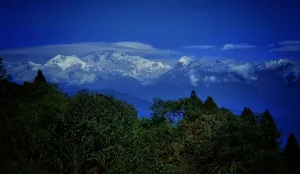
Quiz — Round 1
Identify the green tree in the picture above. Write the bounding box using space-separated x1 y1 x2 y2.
189 90 203 108
0 68 294 174
151 98 183 124
181 91 203 122
133 119 178 174
0 80 66 173
203 96 218 111
249 110 284 173
49 91 138 174
240 107 256 125
190 90 202 104
259 109 281 149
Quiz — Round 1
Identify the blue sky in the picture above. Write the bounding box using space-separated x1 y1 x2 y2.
1 0 300 55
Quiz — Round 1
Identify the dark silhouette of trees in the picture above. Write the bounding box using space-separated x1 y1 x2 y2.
190 90 197 99
203 96 218 111
34 69 46 83
0 57 14 104
0 57 12 81
189 90 203 106
284 133 300 171
241 107 256 125
284 133 300 156
260 109 281 149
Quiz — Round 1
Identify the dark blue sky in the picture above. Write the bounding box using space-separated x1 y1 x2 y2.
1 0 300 50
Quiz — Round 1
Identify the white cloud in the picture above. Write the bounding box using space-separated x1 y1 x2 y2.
112 42 154 50
196 56 237 66
0 42 179 60
15 71 37 82
148 58 178 66
44 67 70 82
43 67 98 85
69 72 97 85
229 63 254 75
192 57 254 77
221 43 256 51
204 76 217 82
6 61 98 85
184 45 215 49
278 40 300 46
188 71 199 86
269 41 300 52
270 46 300 52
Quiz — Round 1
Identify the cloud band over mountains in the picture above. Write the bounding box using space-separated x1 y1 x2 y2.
0 42 180 58
270 40 300 52
184 45 216 49
221 44 256 51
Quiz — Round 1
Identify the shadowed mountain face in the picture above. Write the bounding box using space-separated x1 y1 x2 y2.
3 50 300 140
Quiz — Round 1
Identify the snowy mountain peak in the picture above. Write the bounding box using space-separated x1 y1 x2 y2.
44 55 87 70
174 56 195 70
178 56 193 66
40 51 172 84
255 58 300 81
257 59 293 70
81 51 114 63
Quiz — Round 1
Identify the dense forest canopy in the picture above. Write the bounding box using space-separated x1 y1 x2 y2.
1 57 300 174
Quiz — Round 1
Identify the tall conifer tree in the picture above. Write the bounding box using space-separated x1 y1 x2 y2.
203 96 218 111
260 109 281 149
34 70 46 83
241 107 256 125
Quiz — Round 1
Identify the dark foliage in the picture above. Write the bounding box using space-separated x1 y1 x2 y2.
284 133 300 172
0 57 12 81
241 107 256 125
203 96 218 111
34 69 47 83
0 57 299 173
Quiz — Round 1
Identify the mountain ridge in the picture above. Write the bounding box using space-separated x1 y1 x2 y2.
3 51 300 87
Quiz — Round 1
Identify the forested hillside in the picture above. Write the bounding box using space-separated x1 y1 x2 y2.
1 57 300 174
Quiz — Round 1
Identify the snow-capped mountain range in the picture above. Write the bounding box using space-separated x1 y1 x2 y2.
4 51 300 87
